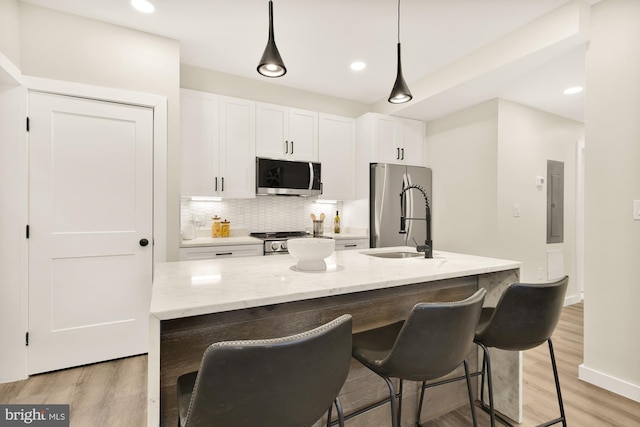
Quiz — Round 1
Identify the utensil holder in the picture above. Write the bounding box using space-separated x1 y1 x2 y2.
312 220 324 237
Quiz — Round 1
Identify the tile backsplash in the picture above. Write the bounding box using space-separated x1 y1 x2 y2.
181 197 344 235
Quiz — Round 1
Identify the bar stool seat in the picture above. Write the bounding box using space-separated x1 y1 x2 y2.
351 288 486 427
474 276 569 427
176 314 352 427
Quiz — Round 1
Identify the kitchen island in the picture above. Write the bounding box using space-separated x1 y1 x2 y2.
148 247 521 427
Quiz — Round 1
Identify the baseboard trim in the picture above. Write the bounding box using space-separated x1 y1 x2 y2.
564 294 582 306
579 364 640 403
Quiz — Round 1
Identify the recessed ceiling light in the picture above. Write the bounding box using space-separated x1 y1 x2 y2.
563 86 583 95
350 61 366 71
131 0 155 14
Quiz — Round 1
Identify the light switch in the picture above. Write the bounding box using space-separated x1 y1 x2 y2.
513 203 521 218
634 200 640 220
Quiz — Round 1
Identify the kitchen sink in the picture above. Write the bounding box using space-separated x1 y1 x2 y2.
365 251 423 259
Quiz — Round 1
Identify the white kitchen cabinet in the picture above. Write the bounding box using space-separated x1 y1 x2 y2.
359 112 426 167
180 89 255 198
179 244 263 260
334 238 368 251
256 102 318 161
318 113 356 200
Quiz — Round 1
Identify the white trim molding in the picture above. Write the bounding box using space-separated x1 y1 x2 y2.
579 364 640 403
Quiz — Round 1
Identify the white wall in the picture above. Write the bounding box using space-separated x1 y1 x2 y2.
426 98 583 301
497 99 582 297
426 99 500 257
19 2 181 262
181 64 369 118
0 0 20 67
581 0 640 402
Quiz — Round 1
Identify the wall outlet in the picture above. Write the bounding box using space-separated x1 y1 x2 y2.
634 200 640 220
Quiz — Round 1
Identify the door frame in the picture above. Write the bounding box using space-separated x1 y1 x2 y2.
18 76 167 379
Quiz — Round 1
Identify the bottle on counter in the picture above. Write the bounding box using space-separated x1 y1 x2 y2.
211 216 221 238
334 210 341 234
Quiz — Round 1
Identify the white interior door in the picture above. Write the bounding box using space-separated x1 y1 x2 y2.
28 91 153 374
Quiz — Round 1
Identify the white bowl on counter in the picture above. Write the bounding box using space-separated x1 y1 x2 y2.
287 238 336 271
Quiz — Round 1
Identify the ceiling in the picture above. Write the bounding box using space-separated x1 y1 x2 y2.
21 0 594 122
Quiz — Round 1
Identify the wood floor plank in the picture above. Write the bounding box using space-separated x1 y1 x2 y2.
0 302 639 426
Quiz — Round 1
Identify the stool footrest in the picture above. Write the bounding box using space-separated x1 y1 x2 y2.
327 393 401 426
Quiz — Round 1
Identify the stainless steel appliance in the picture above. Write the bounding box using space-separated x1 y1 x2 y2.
370 163 432 250
256 157 322 196
250 231 311 255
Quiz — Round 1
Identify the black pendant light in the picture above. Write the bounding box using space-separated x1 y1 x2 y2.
388 0 412 104
257 0 287 78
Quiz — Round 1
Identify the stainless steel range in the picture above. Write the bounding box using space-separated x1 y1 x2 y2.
250 231 311 255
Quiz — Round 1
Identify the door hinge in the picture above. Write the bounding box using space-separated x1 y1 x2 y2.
26 224 30 239
26 117 30 132
25 332 29 346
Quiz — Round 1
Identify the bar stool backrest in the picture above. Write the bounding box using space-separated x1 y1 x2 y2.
475 276 569 351
379 288 486 381
182 314 352 427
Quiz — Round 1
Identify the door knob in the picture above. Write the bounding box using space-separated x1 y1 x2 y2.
139 238 149 247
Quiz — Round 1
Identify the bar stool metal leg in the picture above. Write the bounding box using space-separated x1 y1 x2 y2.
463 359 479 427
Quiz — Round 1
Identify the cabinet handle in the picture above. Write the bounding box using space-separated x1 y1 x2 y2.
215 177 218 191
345 244 357 248
221 177 224 192
285 140 289 154
291 141 294 155
397 147 400 160
215 252 233 256
401 148 405 160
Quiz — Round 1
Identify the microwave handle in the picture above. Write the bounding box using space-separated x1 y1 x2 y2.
308 162 314 190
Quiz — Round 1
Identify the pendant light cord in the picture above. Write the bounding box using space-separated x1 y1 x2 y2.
397 0 401 44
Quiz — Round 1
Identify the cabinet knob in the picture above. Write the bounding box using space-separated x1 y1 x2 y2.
139 238 149 247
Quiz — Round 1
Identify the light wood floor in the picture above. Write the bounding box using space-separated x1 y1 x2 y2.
1 302 639 426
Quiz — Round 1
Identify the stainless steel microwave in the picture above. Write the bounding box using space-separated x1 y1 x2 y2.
256 157 322 196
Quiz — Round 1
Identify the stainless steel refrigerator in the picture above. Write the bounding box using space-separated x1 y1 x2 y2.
370 163 432 248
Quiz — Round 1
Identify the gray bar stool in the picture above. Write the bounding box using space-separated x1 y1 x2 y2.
474 276 569 427
176 314 352 427
350 288 486 427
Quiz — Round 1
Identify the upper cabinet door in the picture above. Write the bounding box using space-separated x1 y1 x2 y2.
397 117 425 167
373 115 402 165
180 90 256 198
256 102 288 160
180 90 219 196
369 113 426 166
256 102 319 161
318 113 356 200
288 108 318 161
218 96 256 199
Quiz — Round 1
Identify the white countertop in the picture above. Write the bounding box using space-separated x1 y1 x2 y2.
151 247 520 320
180 235 263 248
179 233 368 247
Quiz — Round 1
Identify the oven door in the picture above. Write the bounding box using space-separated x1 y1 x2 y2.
256 158 321 196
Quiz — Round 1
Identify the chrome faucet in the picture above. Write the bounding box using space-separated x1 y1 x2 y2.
399 184 432 258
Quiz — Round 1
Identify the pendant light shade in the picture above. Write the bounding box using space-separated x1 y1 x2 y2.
257 0 287 78
388 0 412 104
